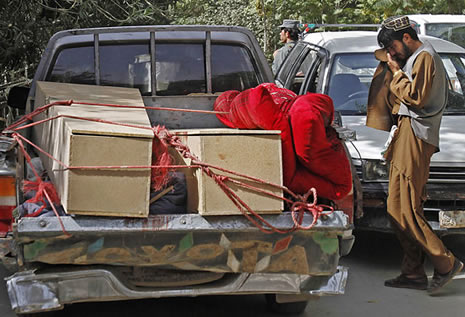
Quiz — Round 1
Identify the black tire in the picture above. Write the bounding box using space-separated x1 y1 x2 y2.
265 294 308 314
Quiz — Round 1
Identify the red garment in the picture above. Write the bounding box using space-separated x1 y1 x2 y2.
288 94 352 199
214 83 352 200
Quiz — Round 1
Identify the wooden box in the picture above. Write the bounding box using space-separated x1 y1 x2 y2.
33 81 153 217
170 129 283 215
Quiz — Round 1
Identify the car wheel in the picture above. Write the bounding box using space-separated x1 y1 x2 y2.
265 294 308 314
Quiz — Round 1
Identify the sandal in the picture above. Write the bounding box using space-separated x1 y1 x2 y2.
427 259 464 294
384 274 428 290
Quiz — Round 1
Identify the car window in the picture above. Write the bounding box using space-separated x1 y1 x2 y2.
275 42 325 94
211 44 259 93
426 23 465 48
275 43 306 86
310 59 324 93
48 46 95 85
441 53 465 114
327 53 377 115
287 49 319 94
299 50 324 94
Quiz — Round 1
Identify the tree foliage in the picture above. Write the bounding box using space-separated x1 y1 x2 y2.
170 0 464 59
169 0 262 41
0 0 173 80
1 0 464 90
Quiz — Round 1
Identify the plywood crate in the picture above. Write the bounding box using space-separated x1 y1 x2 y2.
170 129 283 215
33 81 153 217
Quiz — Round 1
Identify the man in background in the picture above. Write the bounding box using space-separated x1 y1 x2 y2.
272 19 300 74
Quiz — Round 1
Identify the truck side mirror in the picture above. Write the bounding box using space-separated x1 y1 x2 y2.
7 86 30 110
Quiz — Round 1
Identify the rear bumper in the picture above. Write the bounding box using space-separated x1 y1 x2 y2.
357 181 465 235
6 266 348 314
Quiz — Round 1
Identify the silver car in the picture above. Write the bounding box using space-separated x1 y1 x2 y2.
275 30 465 235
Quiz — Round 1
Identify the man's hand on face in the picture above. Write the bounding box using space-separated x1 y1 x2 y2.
387 52 401 74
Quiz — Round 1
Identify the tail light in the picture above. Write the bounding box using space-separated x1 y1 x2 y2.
0 176 16 236
334 186 354 224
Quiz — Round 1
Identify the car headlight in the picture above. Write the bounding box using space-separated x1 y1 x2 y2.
362 159 389 181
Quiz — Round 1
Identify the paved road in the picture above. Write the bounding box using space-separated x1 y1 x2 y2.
1 231 464 317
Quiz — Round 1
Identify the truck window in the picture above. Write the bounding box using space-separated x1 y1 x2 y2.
47 42 259 96
211 44 259 92
155 43 206 96
100 44 150 94
48 46 95 85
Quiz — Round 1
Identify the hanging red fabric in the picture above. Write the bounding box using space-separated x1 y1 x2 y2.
214 83 352 201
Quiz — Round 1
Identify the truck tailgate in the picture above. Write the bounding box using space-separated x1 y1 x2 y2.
14 211 350 275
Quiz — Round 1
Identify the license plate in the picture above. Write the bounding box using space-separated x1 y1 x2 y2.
439 210 465 228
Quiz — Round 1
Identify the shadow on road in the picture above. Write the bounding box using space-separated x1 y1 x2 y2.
28 295 287 317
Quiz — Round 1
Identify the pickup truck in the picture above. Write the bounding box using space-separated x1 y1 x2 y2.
0 25 354 314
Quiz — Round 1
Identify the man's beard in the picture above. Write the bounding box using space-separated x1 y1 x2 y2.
395 42 412 67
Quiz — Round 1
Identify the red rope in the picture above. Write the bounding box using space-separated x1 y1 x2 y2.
151 131 175 190
290 188 334 230
4 99 227 133
22 180 60 217
14 135 69 235
73 100 230 115
153 126 333 233
3 99 333 234
44 189 71 237
13 132 201 171
12 113 153 132
5 100 73 131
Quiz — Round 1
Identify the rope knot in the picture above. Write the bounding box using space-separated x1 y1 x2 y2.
215 175 229 183
289 187 334 230
151 125 175 190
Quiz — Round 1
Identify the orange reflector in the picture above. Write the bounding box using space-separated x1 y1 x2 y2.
0 176 16 197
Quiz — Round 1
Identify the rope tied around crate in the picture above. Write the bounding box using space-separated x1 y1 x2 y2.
3 100 334 235
152 126 334 234
13 132 70 236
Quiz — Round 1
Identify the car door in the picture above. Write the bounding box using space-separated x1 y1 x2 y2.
275 42 328 95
